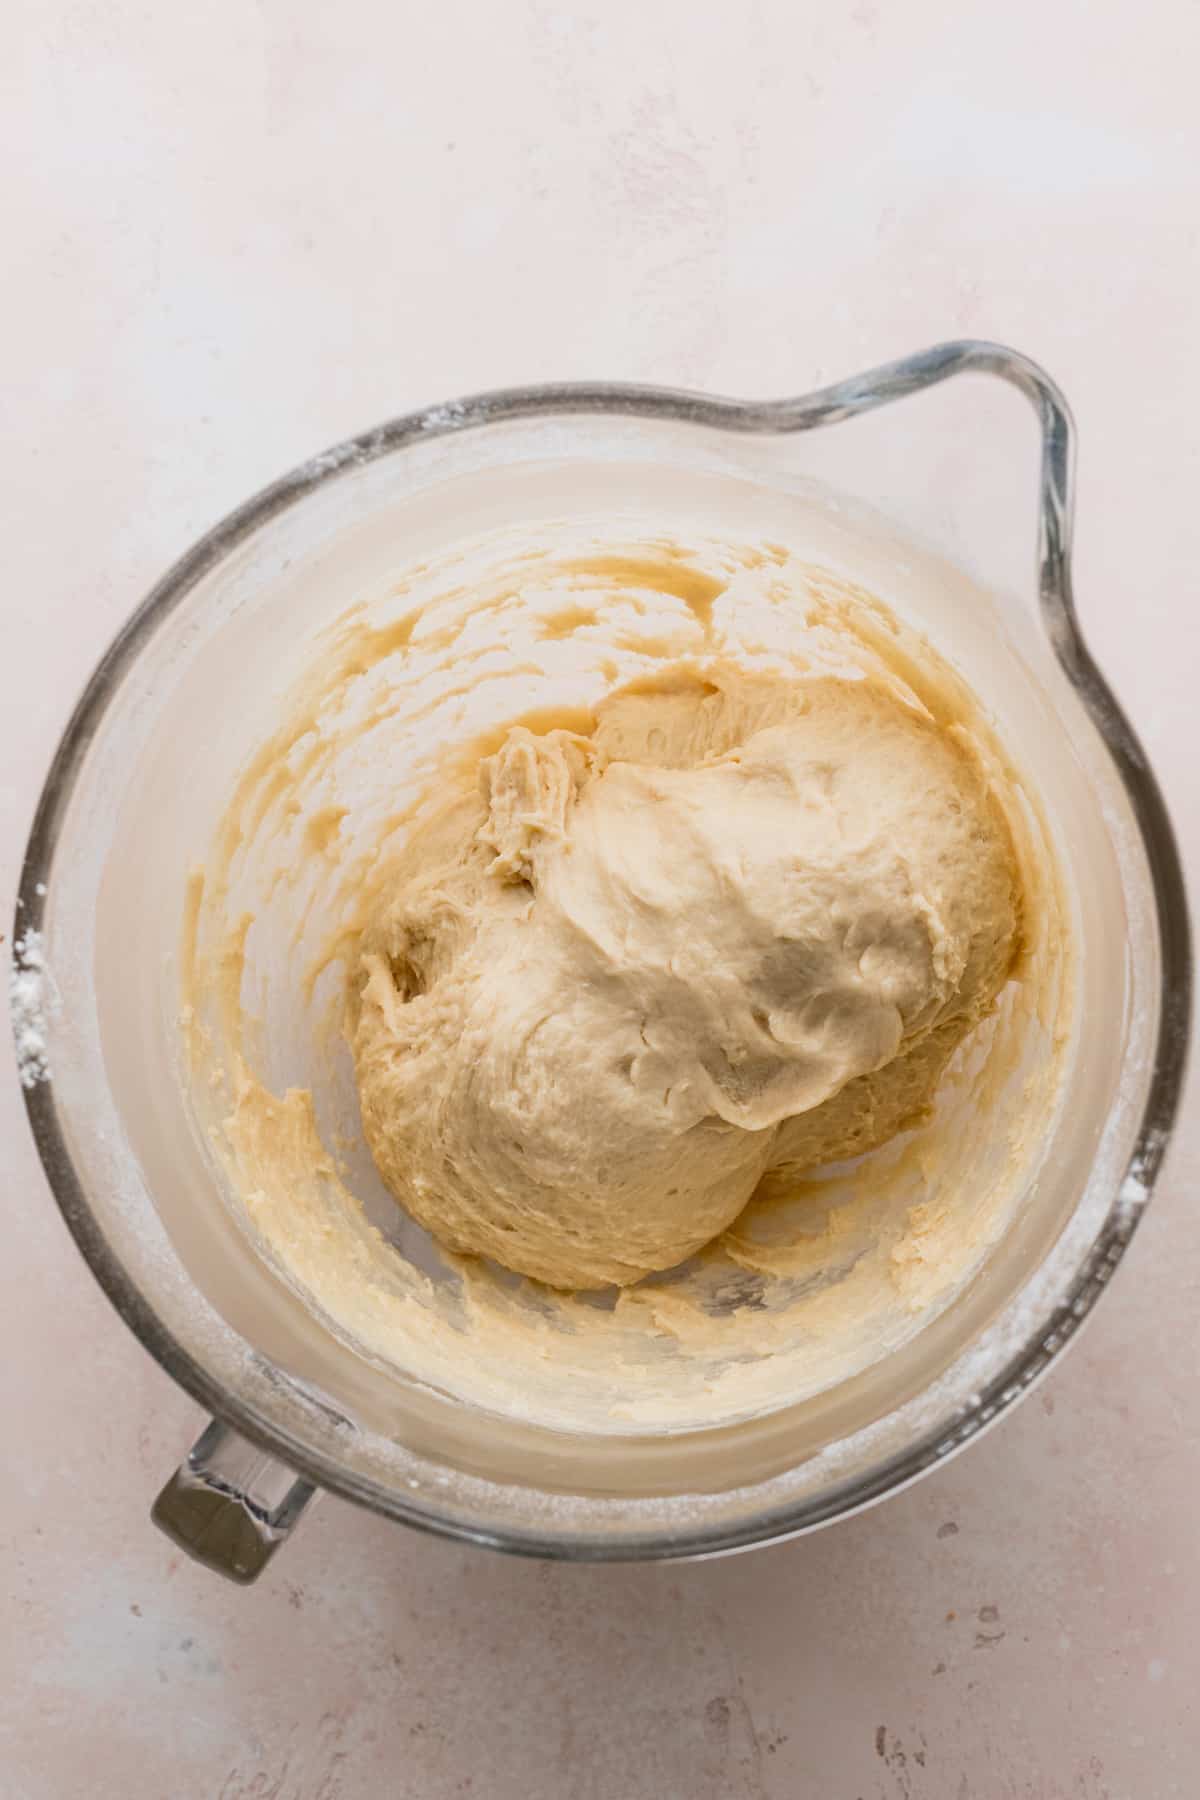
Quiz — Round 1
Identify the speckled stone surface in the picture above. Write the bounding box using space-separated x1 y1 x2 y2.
4 2 1199 1795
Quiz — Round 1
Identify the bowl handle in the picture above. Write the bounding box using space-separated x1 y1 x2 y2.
151 1417 318 1584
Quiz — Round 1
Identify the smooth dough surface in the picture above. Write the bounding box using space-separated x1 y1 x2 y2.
350 664 1021 1289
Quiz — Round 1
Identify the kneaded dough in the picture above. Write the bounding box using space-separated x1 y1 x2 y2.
350 664 1021 1289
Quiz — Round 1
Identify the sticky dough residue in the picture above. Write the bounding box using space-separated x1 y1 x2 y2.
181 527 1070 1434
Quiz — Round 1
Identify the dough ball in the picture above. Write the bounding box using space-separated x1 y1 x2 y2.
350 670 1020 1289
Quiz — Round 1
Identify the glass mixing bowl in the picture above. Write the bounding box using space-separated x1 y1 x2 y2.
13 342 1190 1582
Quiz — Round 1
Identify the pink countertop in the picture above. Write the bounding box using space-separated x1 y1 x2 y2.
5 2 1198 1795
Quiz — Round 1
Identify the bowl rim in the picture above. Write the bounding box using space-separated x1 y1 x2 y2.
14 339 1193 1559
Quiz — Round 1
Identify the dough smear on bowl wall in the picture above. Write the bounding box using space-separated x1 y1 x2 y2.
182 526 1069 1435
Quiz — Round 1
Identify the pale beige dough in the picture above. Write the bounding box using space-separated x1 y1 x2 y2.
350 663 1021 1289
